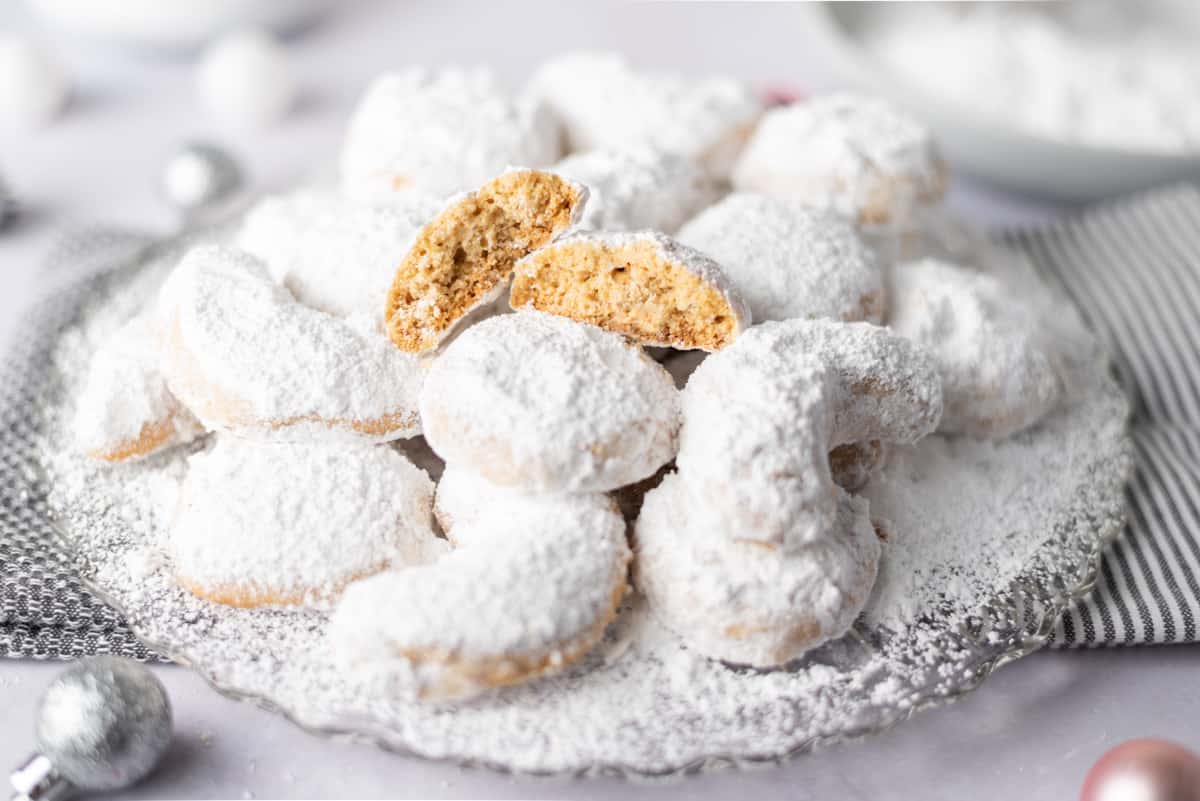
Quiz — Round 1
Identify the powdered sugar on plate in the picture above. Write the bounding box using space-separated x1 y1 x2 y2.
36 214 1130 775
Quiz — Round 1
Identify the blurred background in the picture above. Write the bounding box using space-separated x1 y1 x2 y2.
1 0 1198 295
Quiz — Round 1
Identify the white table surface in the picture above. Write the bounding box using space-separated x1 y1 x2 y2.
1 3 1195 799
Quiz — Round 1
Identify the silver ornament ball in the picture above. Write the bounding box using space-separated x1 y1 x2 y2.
160 142 243 221
0 171 17 230
34 656 172 792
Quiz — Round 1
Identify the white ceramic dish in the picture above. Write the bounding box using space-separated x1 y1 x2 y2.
805 2 1200 202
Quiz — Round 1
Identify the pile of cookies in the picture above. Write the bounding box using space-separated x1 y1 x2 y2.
72 53 1064 700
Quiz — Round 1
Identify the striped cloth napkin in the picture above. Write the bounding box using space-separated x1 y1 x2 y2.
1004 184 1200 646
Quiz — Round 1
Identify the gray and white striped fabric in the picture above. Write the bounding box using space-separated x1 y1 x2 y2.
1004 184 1200 647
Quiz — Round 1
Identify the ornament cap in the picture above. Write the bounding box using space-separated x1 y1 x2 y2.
9 754 72 801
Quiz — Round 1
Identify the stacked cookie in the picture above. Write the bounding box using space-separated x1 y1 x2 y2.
73 54 1067 700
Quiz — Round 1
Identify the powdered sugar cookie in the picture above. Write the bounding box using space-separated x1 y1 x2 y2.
340 67 561 203
432 447 671 532
677 193 884 325
633 321 935 664
419 311 679 493
552 146 717 234
635 471 879 667
329 489 630 699
73 314 202 463
510 231 750 351
159 245 424 442
236 188 440 319
732 93 946 228
171 437 443 608
386 169 588 353
672 319 941 550
765 318 943 449
433 464 617 545
527 52 762 178
887 258 1062 439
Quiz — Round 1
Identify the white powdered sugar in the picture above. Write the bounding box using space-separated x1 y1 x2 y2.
419 311 680 493
527 52 762 177
339 67 562 203
887 258 1061 439
236 188 441 320
636 471 880 667
668 319 940 552
433 464 614 541
677 193 884 325
760 319 943 447
633 317 943 666
171 437 444 606
72 313 202 460
672 343 836 550
330 485 629 699
864 2 1200 154
732 93 944 224
552 146 717 234
159 245 424 442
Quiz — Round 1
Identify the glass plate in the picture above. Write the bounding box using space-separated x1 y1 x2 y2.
23 219 1132 777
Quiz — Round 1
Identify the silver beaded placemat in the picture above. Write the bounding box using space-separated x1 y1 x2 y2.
0 227 161 660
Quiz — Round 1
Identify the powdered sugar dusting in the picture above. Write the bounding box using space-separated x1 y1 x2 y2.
732 93 944 223
236 188 440 320
38 215 1130 774
865 3 1200 154
553 147 718 234
887 258 1062 439
636 471 880 667
527 52 762 178
171 437 443 606
71 313 202 460
678 193 884 324
159 245 424 442
329 488 629 699
340 67 561 203
419 311 680 493
433 464 614 540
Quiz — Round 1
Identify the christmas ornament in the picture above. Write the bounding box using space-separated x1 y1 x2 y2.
9 657 172 801
0 36 70 128
1081 739 1200 801
196 28 296 128
0 171 17 230
160 142 244 224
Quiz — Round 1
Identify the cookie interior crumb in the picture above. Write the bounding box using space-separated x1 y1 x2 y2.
386 170 583 352
511 237 740 350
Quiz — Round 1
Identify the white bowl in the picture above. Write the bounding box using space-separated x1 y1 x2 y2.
25 0 330 50
808 2 1200 202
